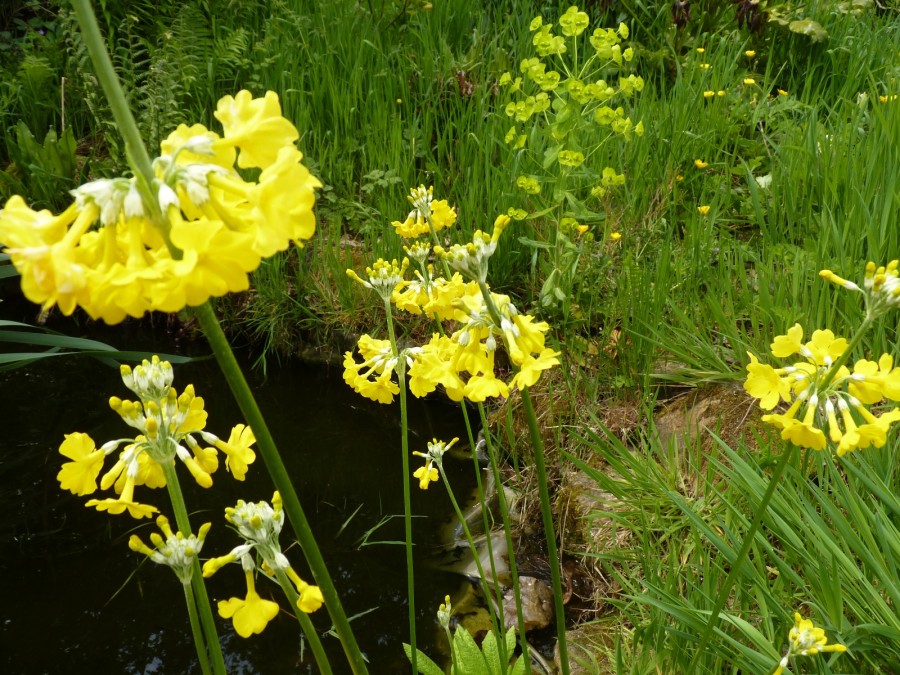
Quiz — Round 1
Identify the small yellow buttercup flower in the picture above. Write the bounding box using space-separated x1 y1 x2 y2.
743 77 756 86
694 159 708 169
699 63 711 71
610 232 622 241
778 88 789 97
696 47 705 54
697 205 711 215
744 50 756 58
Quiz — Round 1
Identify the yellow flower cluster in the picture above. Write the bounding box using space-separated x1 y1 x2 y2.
821 259 900 319
501 6 642 140
343 189 561 406
0 90 319 323
129 515 212 585
412 437 458 490
391 185 457 238
202 492 323 637
745 324 900 454
773 612 847 675
57 356 256 518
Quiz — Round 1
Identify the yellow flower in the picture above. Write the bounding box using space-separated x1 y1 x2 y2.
773 612 847 675
610 231 622 241
559 5 589 36
343 335 401 404
214 90 299 169
286 567 324 613
744 353 791 410
218 570 281 637
211 424 257 481
696 47 705 54
697 205 711 215
558 150 585 167
694 159 708 169
770 323 805 358
717 90 726 97
703 90 715 99
511 348 561 390
743 77 756 85
58 432 107 496
699 63 711 70
413 463 440 490
778 89 789 97
745 50 756 58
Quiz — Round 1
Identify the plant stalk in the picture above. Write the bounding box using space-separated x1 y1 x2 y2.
194 301 368 674
520 387 569 675
273 568 333 675
162 461 226 675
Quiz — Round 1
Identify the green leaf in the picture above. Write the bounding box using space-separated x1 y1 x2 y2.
453 627 490 674
788 18 828 42
402 644 445 675
516 236 553 251
481 630 501 675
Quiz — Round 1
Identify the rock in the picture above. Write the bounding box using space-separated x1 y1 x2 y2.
653 383 761 452
503 576 554 632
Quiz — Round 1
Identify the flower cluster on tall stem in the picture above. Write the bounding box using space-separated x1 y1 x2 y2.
202 492 324 637
57 355 257 518
0 90 319 323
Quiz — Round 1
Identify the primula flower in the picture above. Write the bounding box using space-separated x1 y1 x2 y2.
746 325 900 454
204 492 323 634
773 612 847 675
412 438 457 490
59 356 255 518
129 516 211 584
0 90 320 323
821 259 900 320
391 185 457 239
343 335 403 404
218 570 281 638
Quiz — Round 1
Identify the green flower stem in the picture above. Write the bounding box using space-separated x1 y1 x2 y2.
161 461 226 675
273 568 333 675
476 406 531 674
519 388 569 675
182 582 214 675
819 315 876 390
193 301 368 675
383 298 417 673
687 444 796 671
437 464 505 656
70 0 169 238
459 402 506 623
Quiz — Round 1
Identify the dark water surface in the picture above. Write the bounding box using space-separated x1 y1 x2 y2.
0 318 475 674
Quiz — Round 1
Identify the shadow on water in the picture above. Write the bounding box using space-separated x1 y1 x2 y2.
0 316 478 674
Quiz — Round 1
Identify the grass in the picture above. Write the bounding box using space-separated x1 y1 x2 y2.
3 0 900 671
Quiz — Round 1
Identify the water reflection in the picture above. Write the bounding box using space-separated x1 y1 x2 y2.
0 326 475 673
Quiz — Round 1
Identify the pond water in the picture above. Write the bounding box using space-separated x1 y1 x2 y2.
0 315 477 674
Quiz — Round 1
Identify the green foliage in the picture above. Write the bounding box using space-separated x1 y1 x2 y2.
0 121 84 210
568 418 900 673
405 626 526 675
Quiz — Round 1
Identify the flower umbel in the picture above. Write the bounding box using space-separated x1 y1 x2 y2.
58 356 256 518
412 437 458 490
820 259 900 320
0 90 320 323
745 324 900 455
129 516 212 584
203 492 323 635
773 612 847 675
